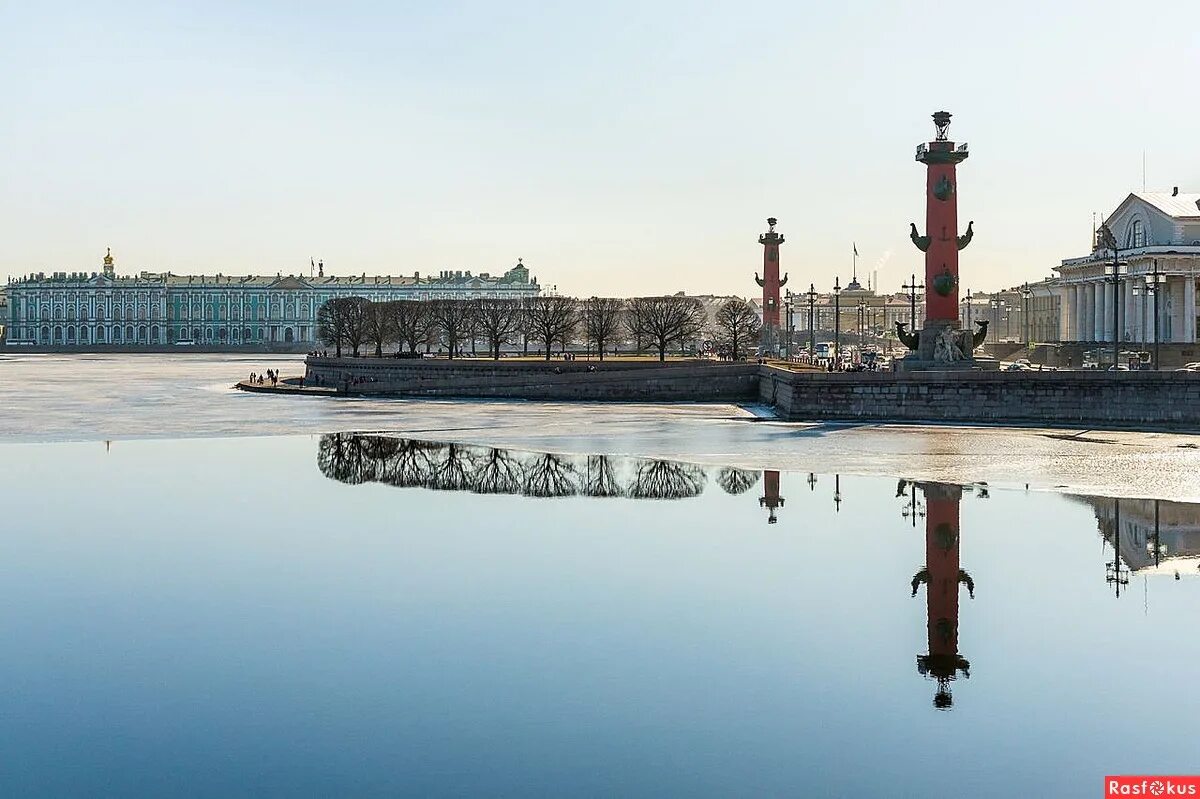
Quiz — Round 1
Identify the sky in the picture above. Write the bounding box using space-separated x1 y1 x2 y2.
2 1 1197 298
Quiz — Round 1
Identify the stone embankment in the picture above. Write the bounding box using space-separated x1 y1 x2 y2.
759 366 1200 428
301 356 761 402
234 355 1200 430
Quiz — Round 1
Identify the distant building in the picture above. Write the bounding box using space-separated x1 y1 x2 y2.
1056 190 1200 344
5 250 541 347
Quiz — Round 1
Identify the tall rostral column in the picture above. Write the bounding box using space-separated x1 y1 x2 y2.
901 112 990 367
756 217 787 353
911 482 974 709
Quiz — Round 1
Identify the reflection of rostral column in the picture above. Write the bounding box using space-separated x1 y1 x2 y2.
756 218 788 351
911 482 974 709
905 112 977 361
759 470 785 524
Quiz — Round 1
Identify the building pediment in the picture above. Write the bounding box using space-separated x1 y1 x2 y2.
268 276 313 290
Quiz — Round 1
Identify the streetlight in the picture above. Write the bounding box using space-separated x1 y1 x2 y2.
902 273 924 330
1098 223 1127 370
900 481 925 527
964 288 973 327
1135 259 1167 370
1021 282 1033 345
805 283 818 357
833 277 842 368
1105 499 1129 598
784 289 795 360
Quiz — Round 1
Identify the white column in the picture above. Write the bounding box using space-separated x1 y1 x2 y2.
1065 286 1077 341
1185 277 1197 343
1080 284 1090 341
1171 277 1180 338
1089 282 1100 342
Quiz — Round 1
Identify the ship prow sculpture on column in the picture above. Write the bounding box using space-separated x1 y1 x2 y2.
898 111 997 371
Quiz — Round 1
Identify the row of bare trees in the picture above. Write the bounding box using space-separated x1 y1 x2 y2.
316 294 762 361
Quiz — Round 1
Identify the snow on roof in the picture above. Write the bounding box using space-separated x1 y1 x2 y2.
1134 192 1200 220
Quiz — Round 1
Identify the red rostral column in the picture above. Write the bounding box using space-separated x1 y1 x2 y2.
759 470 785 524
756 218 788 348
911 111 972 329
911 482 974 710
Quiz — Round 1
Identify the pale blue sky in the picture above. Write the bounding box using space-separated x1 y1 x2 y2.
2 1 1196 296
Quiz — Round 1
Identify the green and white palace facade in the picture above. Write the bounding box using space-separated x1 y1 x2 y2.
5 251 540 348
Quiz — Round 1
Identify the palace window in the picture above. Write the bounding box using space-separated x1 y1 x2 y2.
1126 219 1146 248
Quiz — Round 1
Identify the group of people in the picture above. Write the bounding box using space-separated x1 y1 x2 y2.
248 369 279 387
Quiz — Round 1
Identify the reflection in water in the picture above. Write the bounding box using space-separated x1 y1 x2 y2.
908 481 974 710
759 470 784 524
318 433 710 501
1075 496 1200 585
316 434 1200 715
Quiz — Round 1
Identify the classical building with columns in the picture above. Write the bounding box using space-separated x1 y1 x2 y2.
1056 191 1200 345
5 250 541 348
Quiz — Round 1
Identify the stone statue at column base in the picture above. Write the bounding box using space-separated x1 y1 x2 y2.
896 320 998 371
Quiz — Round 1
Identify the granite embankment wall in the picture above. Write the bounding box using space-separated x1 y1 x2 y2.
759 366 1200 428
304 356 761 402
303 356 1200 428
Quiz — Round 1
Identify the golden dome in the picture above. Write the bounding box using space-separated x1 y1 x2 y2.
103 247 114 266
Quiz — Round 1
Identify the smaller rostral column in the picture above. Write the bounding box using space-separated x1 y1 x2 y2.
900 112 993 368
756 218 788 354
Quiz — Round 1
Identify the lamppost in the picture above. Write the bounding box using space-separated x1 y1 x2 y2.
900 481 925 528
784 289 795 360
1145 259 1166 370
1098 224 1127 370
964 288 973 327
805 283 818 357
902 273 924 330
1105 498 1129 598
1021 282 1033 345
833 277 842 367
857 301 866 353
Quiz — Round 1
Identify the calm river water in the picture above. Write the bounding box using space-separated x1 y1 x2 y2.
1 354 1198 796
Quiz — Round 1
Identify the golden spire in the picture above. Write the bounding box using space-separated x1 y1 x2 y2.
103 247 114 266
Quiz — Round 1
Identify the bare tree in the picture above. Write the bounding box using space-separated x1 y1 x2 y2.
714 299 761 360
524 296 579 360
627 459 708 499
472 298 523 360
364 301 396 357
428 299 475 359
717 467 760 495
522 452 580 497
341 296 371 356
383 300 432 354
316 299 347 357
316 296 370 357
626 295 706 361
582 297 625 360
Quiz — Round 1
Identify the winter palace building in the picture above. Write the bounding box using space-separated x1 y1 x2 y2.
5 250 541 347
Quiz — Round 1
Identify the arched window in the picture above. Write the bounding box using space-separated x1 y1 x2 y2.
1126 218 1146 248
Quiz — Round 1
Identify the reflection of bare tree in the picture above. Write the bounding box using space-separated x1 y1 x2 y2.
473 448 525 495
318 434 718 502
385 439 441 487
717 467 760 496
429 443 479 491
522 453 580 497
628 460 707 499
583 455 624 498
